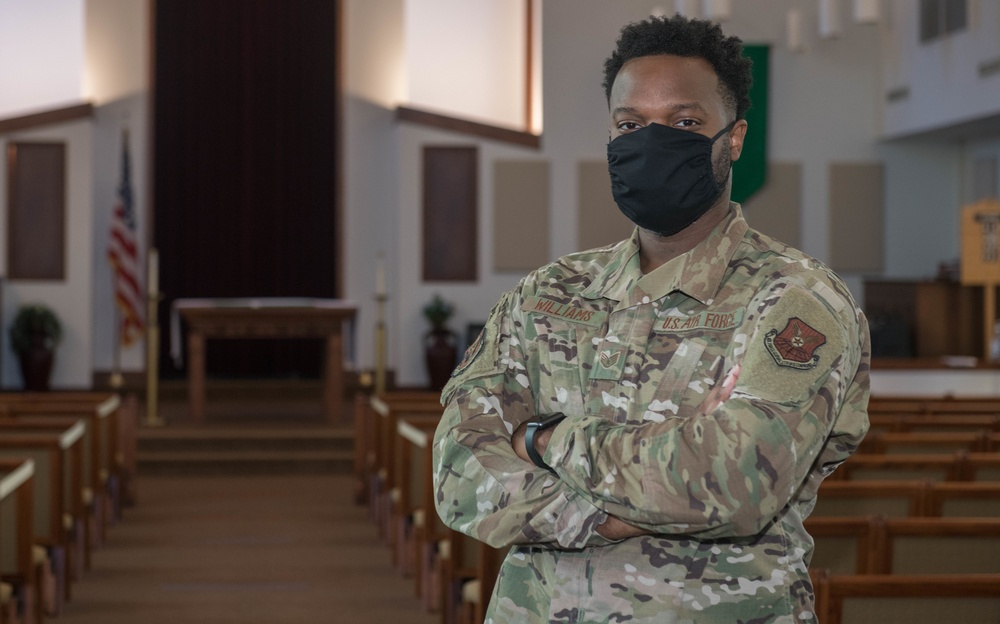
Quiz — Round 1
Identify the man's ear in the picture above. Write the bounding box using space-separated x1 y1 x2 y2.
729 119 748 162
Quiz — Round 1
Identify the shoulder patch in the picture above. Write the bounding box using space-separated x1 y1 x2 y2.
453 327 486 376
440 291 511 405
764 317 826 370
737 286 848 405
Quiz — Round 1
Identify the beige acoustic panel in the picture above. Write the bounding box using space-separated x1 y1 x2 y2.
493 160 550 271
578 160 633 251
741 162 802 249
829 162 885 273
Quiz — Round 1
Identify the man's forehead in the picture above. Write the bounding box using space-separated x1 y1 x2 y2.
610 55 721 106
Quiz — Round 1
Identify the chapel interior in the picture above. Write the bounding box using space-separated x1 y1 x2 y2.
1 1 1000 623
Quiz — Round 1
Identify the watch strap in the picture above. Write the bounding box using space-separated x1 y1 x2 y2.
524 413 566 475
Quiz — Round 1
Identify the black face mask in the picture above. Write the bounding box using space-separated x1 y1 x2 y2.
607 121 735 236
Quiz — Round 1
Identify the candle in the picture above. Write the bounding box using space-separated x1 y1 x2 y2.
819 0 842 39
148 248 159 297
787 8 804 52
375 253 386 297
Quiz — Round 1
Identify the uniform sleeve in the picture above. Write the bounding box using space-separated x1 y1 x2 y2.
542 280 869 539
432 288 612 550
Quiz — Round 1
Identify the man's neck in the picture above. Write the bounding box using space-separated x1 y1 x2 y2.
638 200 731 274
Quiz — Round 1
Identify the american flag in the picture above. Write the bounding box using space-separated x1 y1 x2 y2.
107 130 144 347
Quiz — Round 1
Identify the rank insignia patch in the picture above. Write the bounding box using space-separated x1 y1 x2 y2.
599 350 621 368
764 317 826 370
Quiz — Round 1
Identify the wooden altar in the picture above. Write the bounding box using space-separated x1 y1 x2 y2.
172 298 357 423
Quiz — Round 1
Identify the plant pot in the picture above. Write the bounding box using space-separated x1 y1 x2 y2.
18 345 55 391
425 328 457 391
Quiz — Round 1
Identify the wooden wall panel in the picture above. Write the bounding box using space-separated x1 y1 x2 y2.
6 142 65 280
742 162 802 249
493 160 549 271
423 146 477 281
577 160 633 251
829 162 885 273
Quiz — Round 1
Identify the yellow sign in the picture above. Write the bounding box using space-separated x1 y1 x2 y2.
961 199 1000 285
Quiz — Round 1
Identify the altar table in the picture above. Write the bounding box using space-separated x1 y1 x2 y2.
171 298 357 423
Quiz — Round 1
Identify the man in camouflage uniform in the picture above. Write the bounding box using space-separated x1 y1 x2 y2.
433 15 869 624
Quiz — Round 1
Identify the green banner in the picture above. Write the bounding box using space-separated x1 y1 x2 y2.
731 44 768 204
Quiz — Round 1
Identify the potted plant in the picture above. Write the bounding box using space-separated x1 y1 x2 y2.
10 304 62 391
423 294 457 391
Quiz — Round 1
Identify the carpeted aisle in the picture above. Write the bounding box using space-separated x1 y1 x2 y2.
59 475 440 624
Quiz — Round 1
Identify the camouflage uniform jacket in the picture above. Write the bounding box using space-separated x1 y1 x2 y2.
433 204 870 624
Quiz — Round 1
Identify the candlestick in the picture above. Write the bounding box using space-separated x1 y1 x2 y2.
375 253 386 297
148 248 159 296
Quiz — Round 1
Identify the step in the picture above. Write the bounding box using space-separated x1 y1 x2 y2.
137 449 354 476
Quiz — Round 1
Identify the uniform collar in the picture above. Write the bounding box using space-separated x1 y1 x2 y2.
581 203 748 306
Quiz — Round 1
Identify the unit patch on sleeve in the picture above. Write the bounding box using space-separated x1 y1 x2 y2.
764 317 826 370
453 327 485 377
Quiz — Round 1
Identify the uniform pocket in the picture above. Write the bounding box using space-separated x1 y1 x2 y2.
640 339 708 423
533 319 586 417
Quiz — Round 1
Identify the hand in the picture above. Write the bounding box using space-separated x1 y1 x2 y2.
511 420 555 464
698 363 741 414
596 515 650 540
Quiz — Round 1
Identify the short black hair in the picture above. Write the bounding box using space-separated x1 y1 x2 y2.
602 14 753 120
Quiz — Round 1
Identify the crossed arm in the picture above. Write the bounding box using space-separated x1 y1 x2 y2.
509 364 742 540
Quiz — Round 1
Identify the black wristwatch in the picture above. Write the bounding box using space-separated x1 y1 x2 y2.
525 413 566 475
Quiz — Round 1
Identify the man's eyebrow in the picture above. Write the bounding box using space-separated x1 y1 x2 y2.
611 106 643 117
611 102 708 117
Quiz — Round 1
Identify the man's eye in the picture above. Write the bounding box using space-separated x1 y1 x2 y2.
675 119 698 128
617 121 642 132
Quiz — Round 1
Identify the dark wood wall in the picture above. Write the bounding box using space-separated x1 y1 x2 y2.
153 0 339 378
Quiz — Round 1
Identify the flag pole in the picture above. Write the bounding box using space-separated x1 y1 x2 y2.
145 247 164 427
374 253 388 395
109 289 124 389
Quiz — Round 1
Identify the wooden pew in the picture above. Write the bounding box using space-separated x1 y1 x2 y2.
392 414 442 595
0 459 36 624
803 516 881 574
2 415 100 570
868 413 1000 433
439 529 503 624
0 392 131 542
812 572 1000 624
961 452 1000 480
813 480 930 517
873 517 1000 575
925 482 1000 517
366 393 442 540
0 392 132 528
833 452 965 481
354 392 439 511
0 420 86 614
858 431 988 455
0 420 90 584
869 396 1000 415
0 582 12 624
